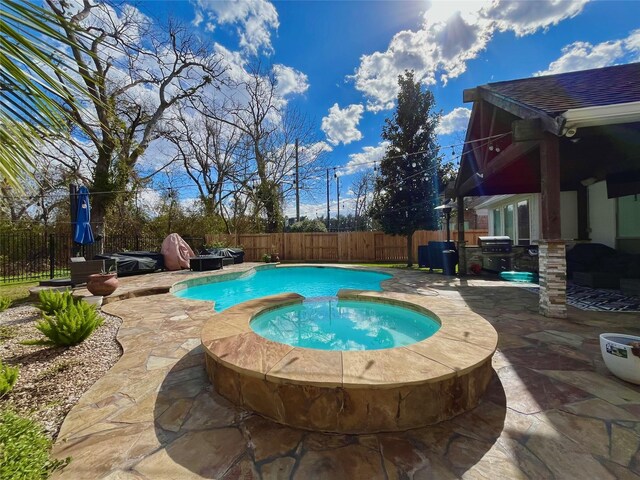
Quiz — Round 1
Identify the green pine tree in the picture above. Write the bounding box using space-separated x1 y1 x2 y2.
369 71 442 266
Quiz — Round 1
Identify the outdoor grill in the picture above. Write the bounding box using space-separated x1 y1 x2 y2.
478 236 513 253
478 236 513 271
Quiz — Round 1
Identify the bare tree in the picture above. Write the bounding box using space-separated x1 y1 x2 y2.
43 0 227 233
205 66 327 232
0 157 72 227
351 171 375 230
164 109 244 233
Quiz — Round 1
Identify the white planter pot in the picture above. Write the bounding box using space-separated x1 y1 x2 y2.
600 333 640 385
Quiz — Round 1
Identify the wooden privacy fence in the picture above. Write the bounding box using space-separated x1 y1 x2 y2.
205 230 487 263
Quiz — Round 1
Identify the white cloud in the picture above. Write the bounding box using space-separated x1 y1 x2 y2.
536 29 640 75
436 107 471 135
303 141 333 158
283 200 326 219
626 29 640 59
351 0 589 111
339 142 389 176
192 11 204 27
321 103 365 146
273 64 309 97
192 0 279 55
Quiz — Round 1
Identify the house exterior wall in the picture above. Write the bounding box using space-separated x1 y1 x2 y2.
484 192 577 243
588 181 616 248
559 192 578 240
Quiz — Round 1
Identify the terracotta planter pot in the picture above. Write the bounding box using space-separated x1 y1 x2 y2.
86 273 119 297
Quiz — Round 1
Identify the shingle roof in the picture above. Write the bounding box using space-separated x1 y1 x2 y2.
483 62 640 117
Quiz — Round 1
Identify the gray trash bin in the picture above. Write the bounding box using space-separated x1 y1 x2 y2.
442 250 457 276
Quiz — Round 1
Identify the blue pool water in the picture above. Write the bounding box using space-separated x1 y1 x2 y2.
175 266 392 311
251 298 440 350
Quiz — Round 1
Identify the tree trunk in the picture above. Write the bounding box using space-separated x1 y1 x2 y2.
407 232 414 267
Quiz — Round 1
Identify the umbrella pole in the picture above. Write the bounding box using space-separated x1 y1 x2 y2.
70 184 81 257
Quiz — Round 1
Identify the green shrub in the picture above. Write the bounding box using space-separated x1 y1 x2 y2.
262 253 271 263
0 361 19 397
30 301 103 347
0 409 69 479
0 297 12 312
37 290 75 316
288 218 328 233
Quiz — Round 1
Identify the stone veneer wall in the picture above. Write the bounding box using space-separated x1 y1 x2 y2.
513 246 539 273
538 240 567 318
205 354 495 434
463 246 483 272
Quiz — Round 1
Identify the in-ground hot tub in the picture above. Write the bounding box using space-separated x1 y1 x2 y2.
251 297 441 351
201 289 498 434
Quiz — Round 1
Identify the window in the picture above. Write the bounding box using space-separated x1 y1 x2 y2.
490 197 532 245
492 208 501 236
618 194 640 237
504 204 514 240
517 200 530 245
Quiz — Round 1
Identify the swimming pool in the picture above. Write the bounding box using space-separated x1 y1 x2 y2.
250 298 440 350
174 266 392 311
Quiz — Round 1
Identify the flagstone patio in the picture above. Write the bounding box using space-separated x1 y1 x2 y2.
54 264 640 479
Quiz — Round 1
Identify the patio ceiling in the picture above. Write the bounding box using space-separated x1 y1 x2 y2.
455 63 640 198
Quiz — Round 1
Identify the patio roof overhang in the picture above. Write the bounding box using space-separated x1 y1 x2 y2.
455 89 640 198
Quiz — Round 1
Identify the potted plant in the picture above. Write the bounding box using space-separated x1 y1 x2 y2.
470 263 482 275
262 253 271 263
86 264 119 297
599 333 640 385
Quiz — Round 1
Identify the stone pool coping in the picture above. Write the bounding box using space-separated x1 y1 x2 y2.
201 289 498 433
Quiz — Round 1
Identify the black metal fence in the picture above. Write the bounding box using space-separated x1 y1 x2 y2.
0 231 205 284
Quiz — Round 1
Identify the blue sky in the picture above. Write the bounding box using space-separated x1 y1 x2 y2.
135 0 640 217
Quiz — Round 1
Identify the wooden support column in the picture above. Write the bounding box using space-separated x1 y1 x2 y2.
540 133 562 239
539 132 567 318
457 196 467 276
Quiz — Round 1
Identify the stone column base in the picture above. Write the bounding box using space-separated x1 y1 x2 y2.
538 240 567 318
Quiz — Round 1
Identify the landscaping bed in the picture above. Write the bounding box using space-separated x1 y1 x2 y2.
0 304 122 438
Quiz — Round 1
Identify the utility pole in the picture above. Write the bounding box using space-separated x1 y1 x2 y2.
295 138 300 222
334 168 340 232
326 168 330 228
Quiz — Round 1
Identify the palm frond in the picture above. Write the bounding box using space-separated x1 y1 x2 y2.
0 0 94 188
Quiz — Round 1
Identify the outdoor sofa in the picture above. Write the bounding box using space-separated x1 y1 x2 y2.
93 251 164 276
567 243 640 289
200 247 245 265
69 257 117 286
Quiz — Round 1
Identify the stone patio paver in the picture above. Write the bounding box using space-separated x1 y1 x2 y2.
51 263 640 479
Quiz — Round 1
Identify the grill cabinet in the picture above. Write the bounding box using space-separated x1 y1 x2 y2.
478 236 513 271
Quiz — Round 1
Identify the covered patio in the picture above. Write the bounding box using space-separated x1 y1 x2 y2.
454 63 640 318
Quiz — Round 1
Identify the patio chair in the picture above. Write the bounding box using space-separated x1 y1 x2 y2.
69 257 117 287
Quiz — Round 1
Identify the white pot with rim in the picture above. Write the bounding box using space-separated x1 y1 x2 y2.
599 333 640 385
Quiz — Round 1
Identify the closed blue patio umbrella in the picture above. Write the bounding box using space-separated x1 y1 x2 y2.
74 186 95 245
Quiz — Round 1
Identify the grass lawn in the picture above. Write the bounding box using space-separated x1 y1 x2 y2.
0 281 38 305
